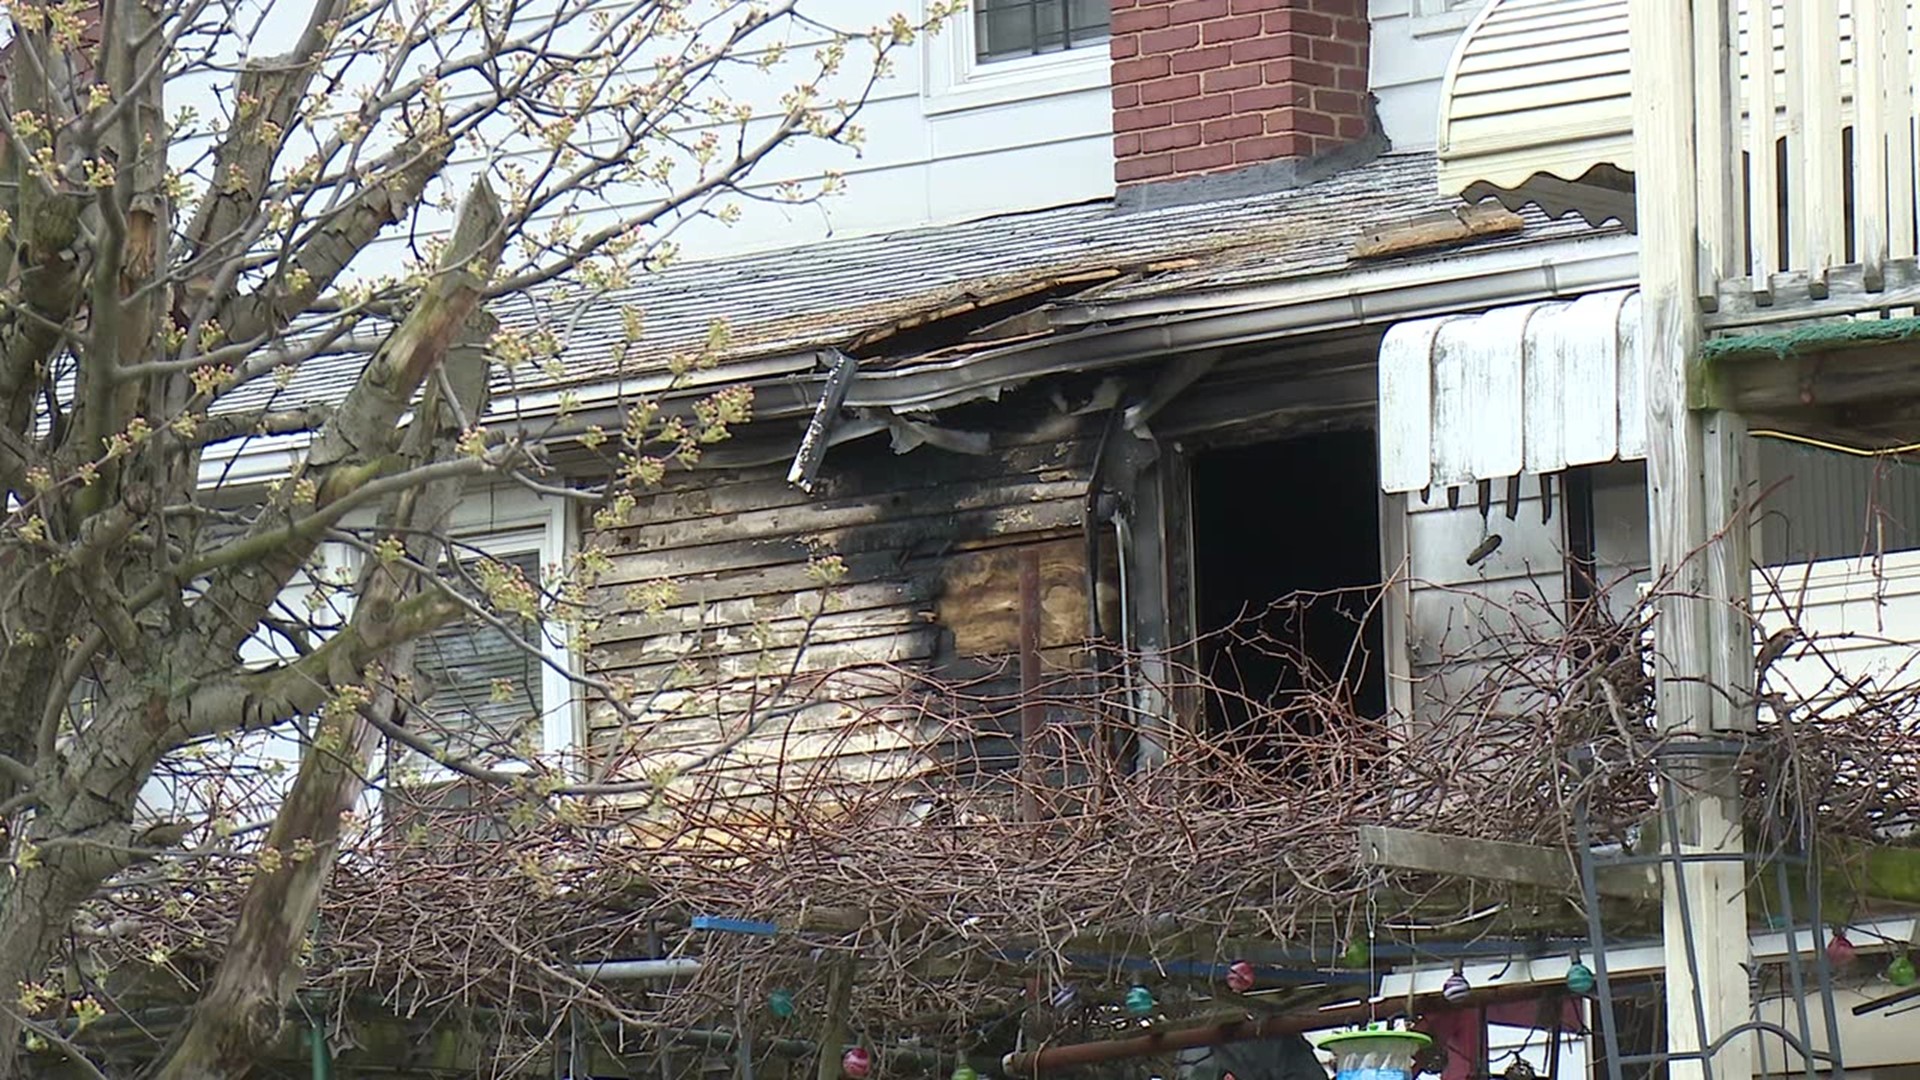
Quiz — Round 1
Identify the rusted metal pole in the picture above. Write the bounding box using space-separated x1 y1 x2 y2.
999 981 1563 1076
1018 546 1044 822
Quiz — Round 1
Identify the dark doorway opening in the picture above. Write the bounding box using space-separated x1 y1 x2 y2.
1190 430 1386 763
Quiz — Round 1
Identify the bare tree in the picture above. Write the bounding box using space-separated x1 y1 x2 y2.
0 0 932 1074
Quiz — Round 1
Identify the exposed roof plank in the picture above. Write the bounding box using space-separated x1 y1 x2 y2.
1352 203 1525 260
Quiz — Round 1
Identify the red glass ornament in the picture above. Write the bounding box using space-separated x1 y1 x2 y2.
1226 960 1257 993
843 1049 873 1079
1827 930 1857 968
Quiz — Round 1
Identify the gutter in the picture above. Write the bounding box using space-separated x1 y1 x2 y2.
200 233 1639 487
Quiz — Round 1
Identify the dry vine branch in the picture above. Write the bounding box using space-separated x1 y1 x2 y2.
46 572 1920 1076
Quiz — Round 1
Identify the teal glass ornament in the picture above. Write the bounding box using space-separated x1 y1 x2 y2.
768 989 796 1018
1123 985 1156 1017
1565 959 1596 995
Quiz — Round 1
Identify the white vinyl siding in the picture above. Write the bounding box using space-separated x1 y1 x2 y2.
1579 444 1920 705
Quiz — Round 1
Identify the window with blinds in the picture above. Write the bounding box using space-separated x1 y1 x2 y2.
390 548 547 842
975 0 1107 62
408 549 545 769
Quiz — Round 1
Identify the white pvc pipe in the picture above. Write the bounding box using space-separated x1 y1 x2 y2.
574 957 703 981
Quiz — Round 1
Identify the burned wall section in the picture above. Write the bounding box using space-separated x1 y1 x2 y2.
577 387 1118 814
1396 474 1573 798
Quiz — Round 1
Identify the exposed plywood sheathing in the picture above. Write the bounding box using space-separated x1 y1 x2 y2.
1351 203 1525 260
845 270 1123 358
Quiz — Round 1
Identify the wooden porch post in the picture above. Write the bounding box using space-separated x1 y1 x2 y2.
1629 3 1755 1080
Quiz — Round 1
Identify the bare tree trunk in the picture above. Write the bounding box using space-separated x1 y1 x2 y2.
152 180 505 1080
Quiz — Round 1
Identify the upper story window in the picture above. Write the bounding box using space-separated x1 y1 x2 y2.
975 0 1108 63
1412 0 1488 35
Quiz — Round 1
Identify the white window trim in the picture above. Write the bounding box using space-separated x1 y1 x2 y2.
1410 0 1486 37
303 488 578 789
922 6 1109 115
396 493 578 786
146 488 579 833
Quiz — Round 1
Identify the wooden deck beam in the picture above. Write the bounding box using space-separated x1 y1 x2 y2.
1359 826 1660 902
1704 318 1920 448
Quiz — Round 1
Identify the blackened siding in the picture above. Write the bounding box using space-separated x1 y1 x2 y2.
579 404 1114 803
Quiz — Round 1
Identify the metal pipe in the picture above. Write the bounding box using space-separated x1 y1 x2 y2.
999 980 1560 1076
574 958 704 980
787 350 859 491
1571 748 1627 1080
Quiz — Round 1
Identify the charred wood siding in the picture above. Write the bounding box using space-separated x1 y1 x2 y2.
580 409 1113 800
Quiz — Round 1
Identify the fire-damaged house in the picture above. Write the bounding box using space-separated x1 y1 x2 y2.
490 151 1645 793
220 134 1920 1077
360 148 1915 807
137 0 1920 1073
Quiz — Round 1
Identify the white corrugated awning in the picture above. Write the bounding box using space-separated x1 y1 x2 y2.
1378 289 1645 493
1436 0 1635 227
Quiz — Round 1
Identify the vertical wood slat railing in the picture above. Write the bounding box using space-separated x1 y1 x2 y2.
1712 0 1920 304
1744 0 1779 298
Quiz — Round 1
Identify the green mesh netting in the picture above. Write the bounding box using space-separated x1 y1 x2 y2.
1702 315 1920 362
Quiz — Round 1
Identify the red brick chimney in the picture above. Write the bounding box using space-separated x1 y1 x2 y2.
1110 0 1372 186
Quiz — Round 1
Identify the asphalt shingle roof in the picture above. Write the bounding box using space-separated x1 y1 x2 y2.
511 150 1611 388
225 151 1616 420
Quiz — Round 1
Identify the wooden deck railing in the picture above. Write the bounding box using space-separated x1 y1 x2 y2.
1698 0 1920 316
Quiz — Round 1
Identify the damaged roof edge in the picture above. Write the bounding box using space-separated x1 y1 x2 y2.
828 231 1638 415
512 231 1638 423
203 233 1639 487
1029 231 1637 334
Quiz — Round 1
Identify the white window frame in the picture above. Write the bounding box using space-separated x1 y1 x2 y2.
922 2 1110 115
401 488 580 783
1411 0 1487 37
142 492 581 830
271 487 578 793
